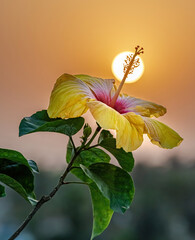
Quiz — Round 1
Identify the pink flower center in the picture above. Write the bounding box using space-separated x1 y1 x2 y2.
113 99 130 114
93 91 111 106
94 91 130 114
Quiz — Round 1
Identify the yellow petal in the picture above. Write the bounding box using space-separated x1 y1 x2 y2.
87 100 143 152
118 94 166 117
48 74 94 118
124 112 145 136
143 117 183 149
75 74 115 105
75 74 114 93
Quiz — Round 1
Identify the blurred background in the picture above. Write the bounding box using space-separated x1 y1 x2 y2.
1 159 195 240
0 0 195 239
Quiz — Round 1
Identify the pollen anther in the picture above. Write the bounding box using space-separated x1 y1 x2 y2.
110 46 144 108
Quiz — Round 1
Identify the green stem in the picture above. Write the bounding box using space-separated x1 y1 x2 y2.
85 125 101 147
69 136 76 153
63 181 89 186
85 144 100 150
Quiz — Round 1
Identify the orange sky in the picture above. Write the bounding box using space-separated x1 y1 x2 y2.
0 0 194 169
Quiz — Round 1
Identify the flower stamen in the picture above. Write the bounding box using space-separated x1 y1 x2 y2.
110 46 144 108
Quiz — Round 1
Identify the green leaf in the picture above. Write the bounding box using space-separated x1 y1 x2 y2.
81 163 134 213
0 148 31 170
66 139 110 167
81 124 92 143
98 129 113 144
0 148 36 203
77 148 110 167
83 124 92 138
0 184 5 197
0 159 34 194
28 160 39 173
70 166 113 240
100 138 134 172
0 174 30 202
70 148 111 183
66 143 113 238
19 110 84 137
89 183 113 240
71 168 93 184
28 195 38 206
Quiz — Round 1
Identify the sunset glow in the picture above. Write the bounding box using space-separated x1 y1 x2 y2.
0 0 193 168
112 51 144 83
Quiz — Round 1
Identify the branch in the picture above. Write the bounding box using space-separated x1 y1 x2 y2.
9 126 101 239
8 149 80 240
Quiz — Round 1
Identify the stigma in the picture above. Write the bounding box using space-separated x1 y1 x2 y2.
110 46 144 108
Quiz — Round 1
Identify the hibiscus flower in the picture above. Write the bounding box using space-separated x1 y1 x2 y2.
47 47 182 152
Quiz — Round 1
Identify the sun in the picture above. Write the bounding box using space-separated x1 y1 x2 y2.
112 51 144 83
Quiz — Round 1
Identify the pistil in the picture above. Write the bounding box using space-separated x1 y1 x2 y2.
110 46 144 108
